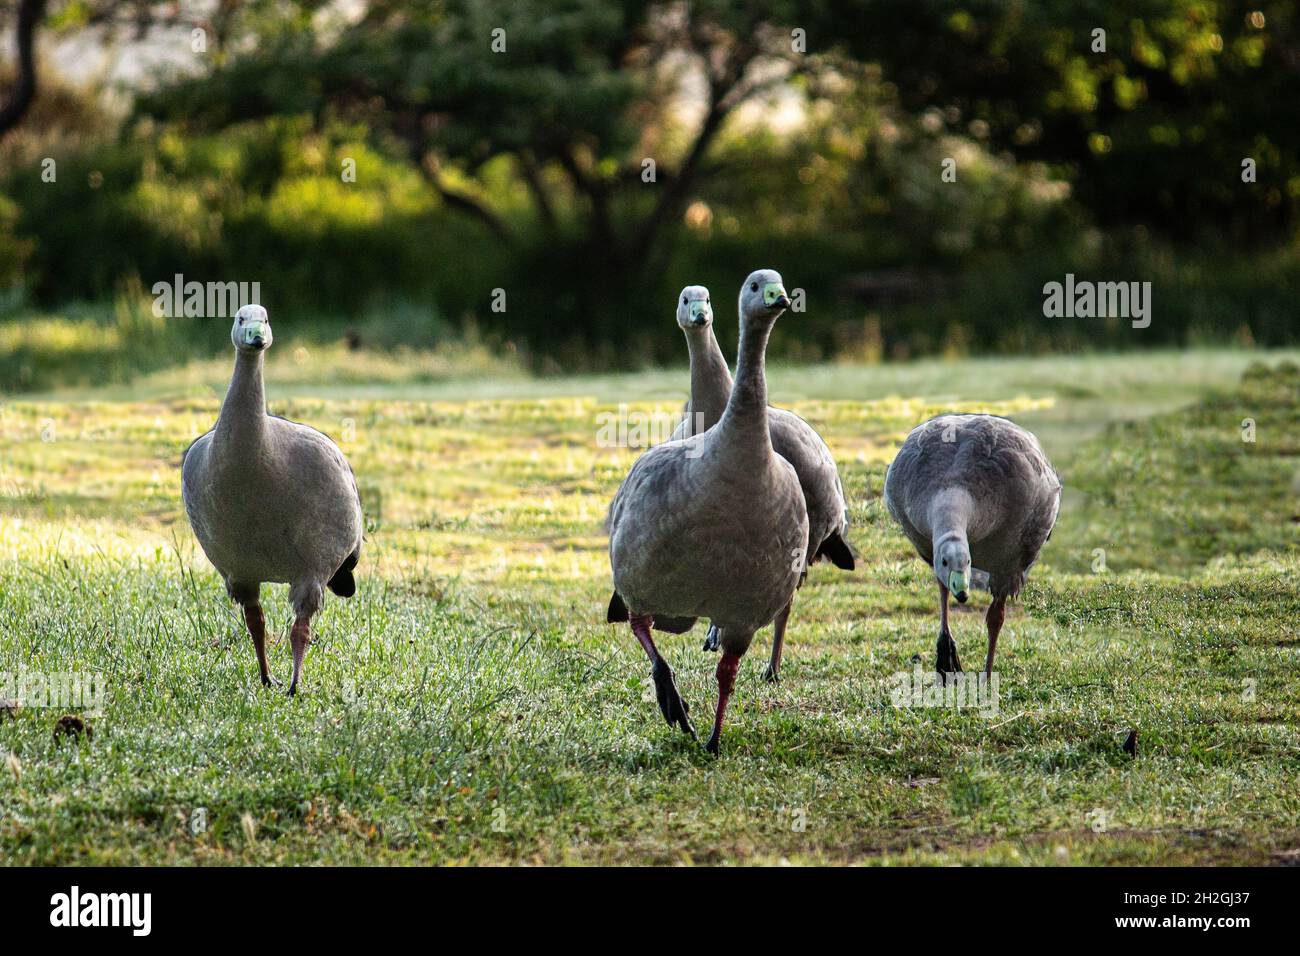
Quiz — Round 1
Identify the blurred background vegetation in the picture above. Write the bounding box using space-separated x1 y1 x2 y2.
1 0 1298 391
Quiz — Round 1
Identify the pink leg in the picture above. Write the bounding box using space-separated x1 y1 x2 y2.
706 651 742 756
287 616 311 697
630 613 694 738
630 613 659 665
762 600 792 683
243 603 277 687
985 596 1007 678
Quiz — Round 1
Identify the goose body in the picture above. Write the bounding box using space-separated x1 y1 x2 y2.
666 285 853 679
608 429 806 634
183 421 361 592
182 305 362 693
884 413 1060 676
607 270 808 754
674 385 852 571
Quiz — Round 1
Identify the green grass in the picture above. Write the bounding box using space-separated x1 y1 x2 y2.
0 352 1297 864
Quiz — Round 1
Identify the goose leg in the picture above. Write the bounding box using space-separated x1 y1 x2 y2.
761 600 792 683
935 583 962 683
287 616 312 697
242 603 278 687
984 596 1007 678
630 614 694 738
706 651 742 756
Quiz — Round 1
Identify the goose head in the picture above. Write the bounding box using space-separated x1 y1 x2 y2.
738 268 791 330
934 533 971 603
231 304 273 354
675 285 713 333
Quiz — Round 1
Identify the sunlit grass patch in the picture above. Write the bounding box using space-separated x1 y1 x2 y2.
0 359 1297 864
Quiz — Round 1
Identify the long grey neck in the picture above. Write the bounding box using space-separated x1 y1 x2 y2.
215 350 268 446
713 317 774 460
685 326 733 431
929 487 974 550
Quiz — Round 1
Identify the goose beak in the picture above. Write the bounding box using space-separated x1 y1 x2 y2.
688 302 710 326
948 570 969 604
762 282 791 311
243 322 269 349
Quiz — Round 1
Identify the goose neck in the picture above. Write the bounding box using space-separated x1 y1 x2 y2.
685 327 733 429
715 318 774 452
929 488 974 545
215 350 268 444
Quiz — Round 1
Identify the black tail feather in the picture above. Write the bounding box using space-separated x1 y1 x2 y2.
817 532 856 571
327 548 361 597
607 591 629 623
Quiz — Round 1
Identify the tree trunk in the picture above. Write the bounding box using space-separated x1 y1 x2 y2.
0 0 46 137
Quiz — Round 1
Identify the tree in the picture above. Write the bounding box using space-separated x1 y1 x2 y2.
800 0 1300 242
136 1 821 281
1 0 216 139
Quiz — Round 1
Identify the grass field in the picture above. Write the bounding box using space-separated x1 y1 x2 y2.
1 348 1298 864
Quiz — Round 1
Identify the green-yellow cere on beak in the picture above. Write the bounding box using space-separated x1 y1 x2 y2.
948 570 969 594
689 301 708 321
243 321 268 345
762 282 788 306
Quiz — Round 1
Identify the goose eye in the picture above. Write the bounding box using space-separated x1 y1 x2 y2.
942 559 948 566
750 282 758 292
682 297 687 304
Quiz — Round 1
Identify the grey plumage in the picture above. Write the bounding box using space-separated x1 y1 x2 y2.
608 429 806 634
665 283 853 680
182 305 363 694
608 269 808 754
884 413 1060 677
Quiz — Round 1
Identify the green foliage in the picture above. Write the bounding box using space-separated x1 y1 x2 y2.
4 0 1300 368
0 195 33 290
805 0 1300 239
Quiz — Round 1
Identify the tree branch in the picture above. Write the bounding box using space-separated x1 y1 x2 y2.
0 0 47 137
628 77 739 267
391 109 515 245
556 145 621 263
517 150 558 233
421 157 514 245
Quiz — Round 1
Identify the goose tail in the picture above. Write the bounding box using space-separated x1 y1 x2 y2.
327 547 361 598
607 590 629 623
817 531 856 571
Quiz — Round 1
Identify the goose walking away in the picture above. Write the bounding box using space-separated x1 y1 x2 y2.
668 285 854 681
607 270 808 754
884 414 1060 679
182 305 363 694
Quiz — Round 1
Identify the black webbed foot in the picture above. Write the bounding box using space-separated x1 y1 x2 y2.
935 627 963 684
651 658 695 738
701 624 720 652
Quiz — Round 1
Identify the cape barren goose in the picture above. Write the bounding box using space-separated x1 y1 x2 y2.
182 305 363 695
607 270 808 754
669 285 854 681
884 414 1060 678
